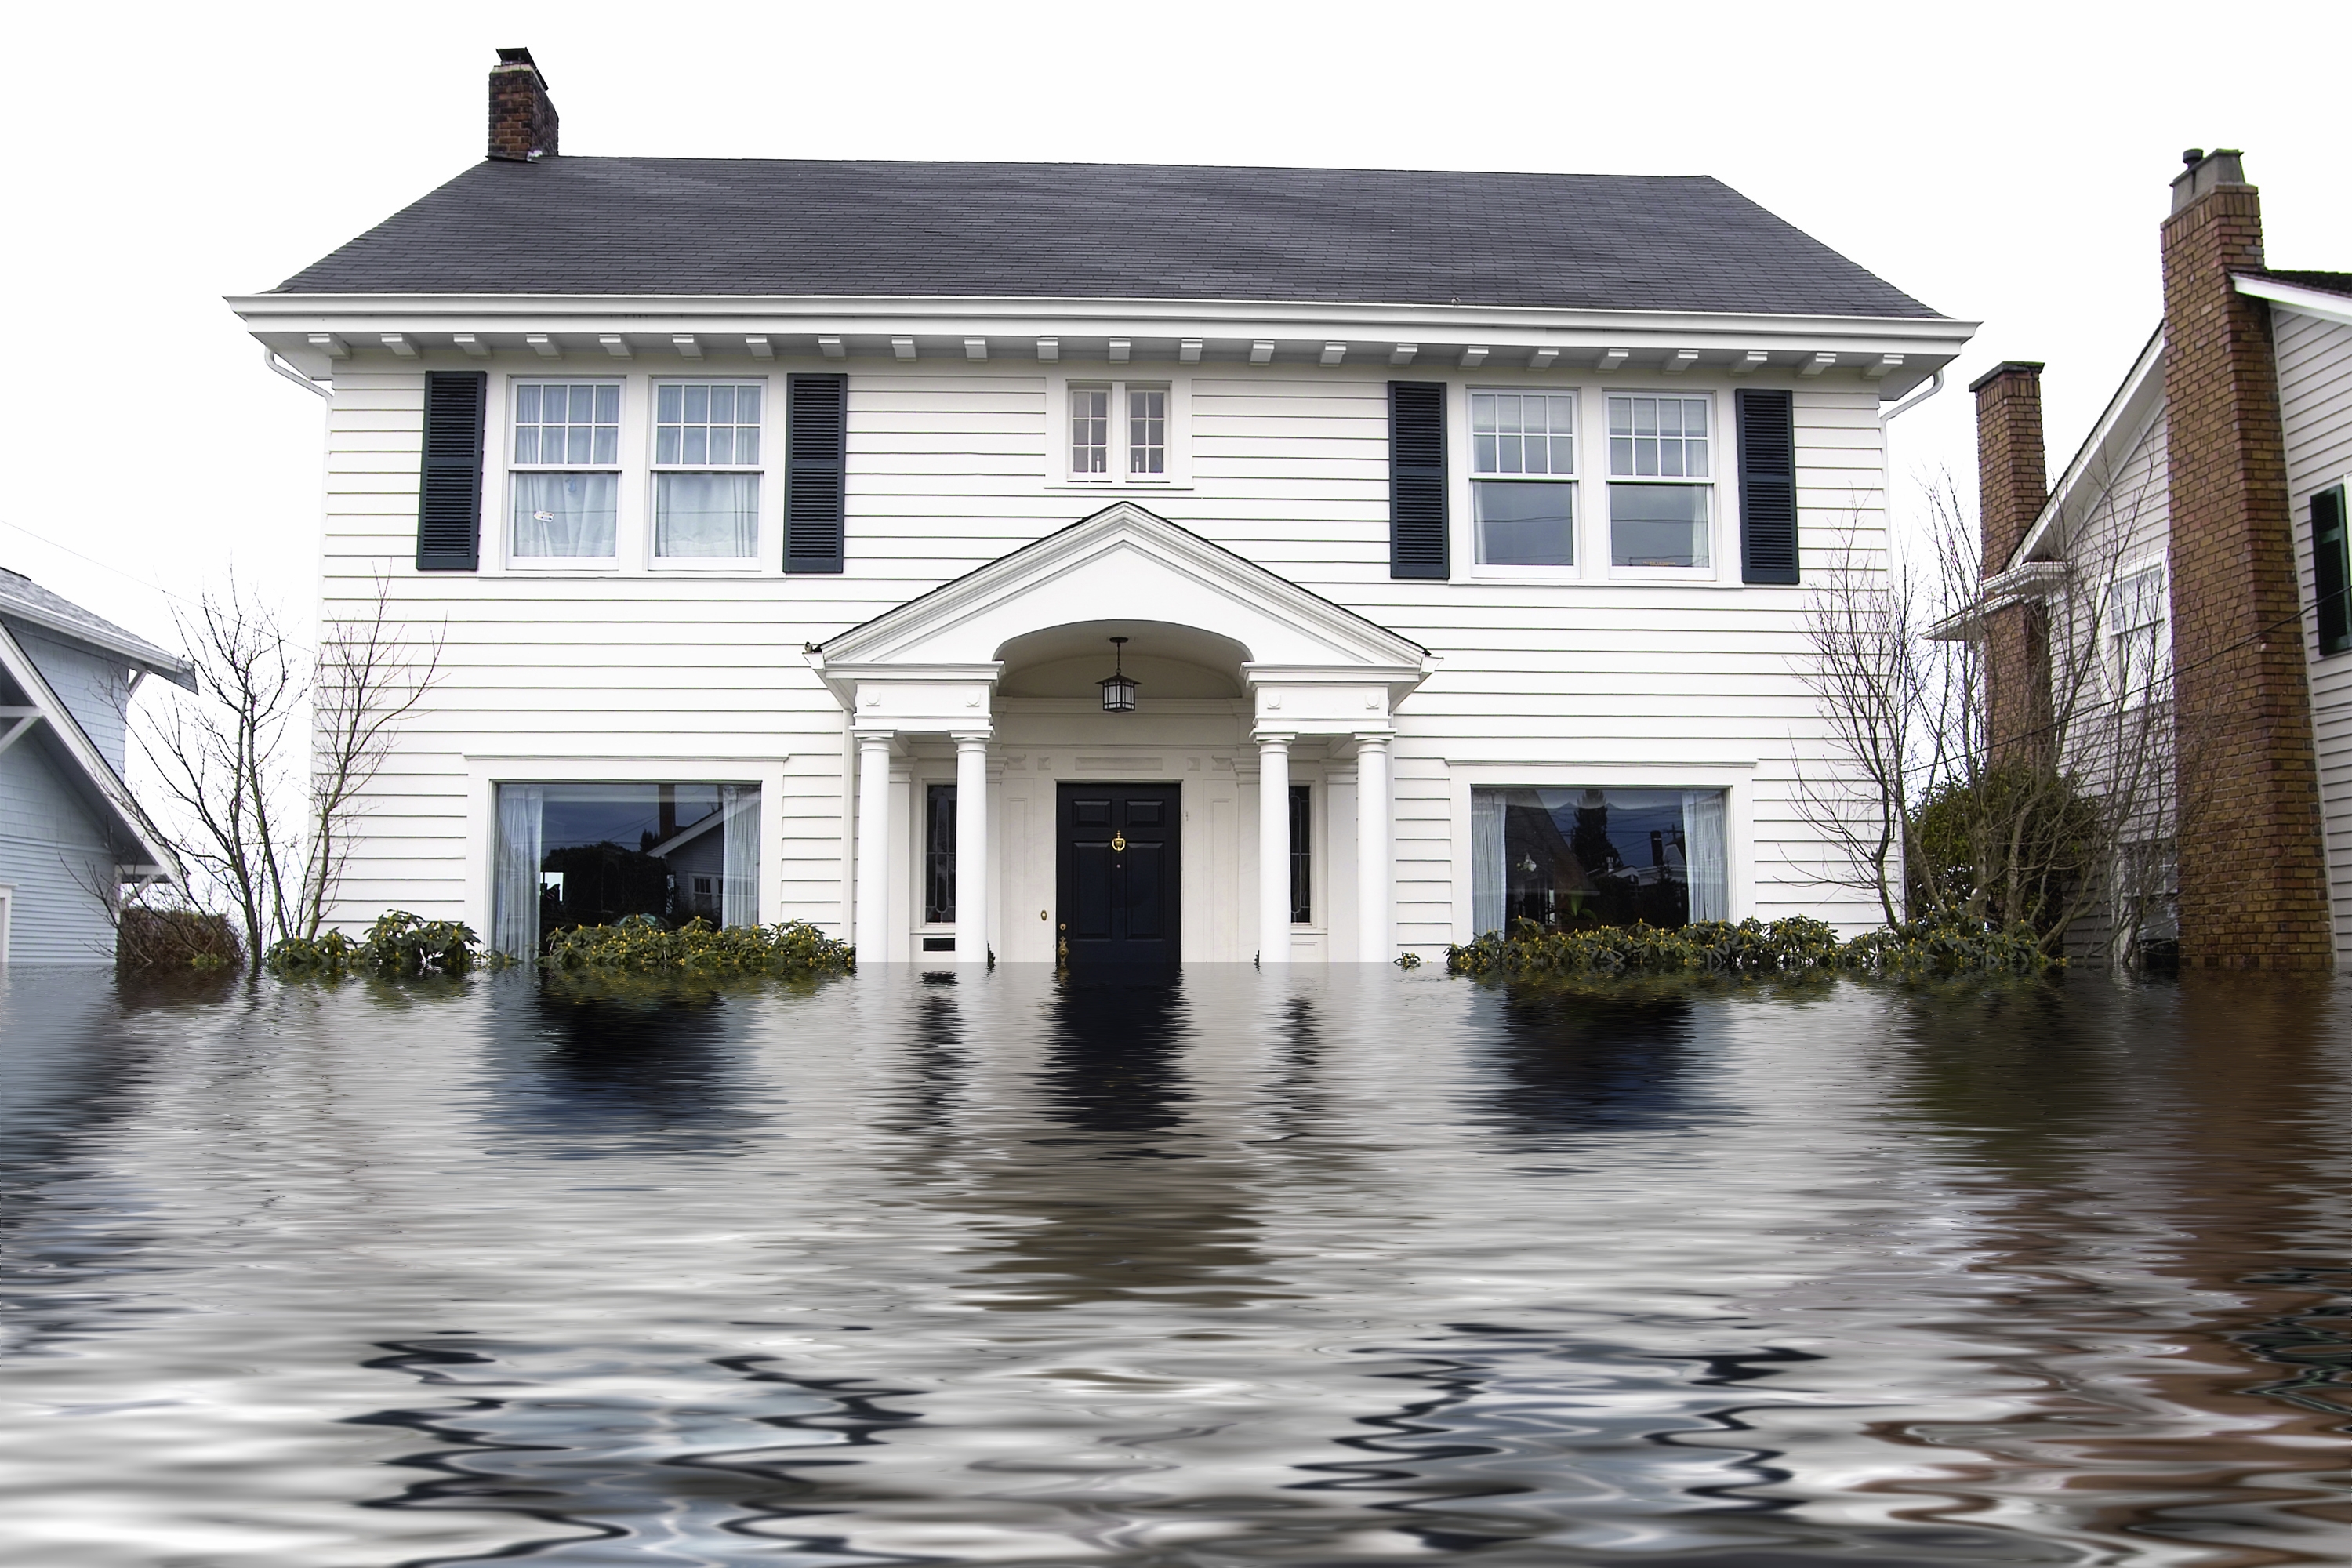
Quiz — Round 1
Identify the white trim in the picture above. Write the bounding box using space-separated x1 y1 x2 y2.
1045 373 1193 490
1600 387 1722 580
2009 328 2165 571
2234 273 2352 332
0 623 179 883
500 372 629 572
0 884 12 964
644 373 773 572
1465 383 1584 579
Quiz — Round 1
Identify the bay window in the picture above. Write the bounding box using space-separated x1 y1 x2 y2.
1471 390 1577 567
1471 786 1728 935
1607 394 1712 569
653 381 763 560
510 381 620 559
492 782 760 957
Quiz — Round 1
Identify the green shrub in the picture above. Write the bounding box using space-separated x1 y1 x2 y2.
1446 912 2053 978
539 915 855 976
266 910 495 977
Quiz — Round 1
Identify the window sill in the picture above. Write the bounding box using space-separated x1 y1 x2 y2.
1046 479 1193 493
1471 565 1584 583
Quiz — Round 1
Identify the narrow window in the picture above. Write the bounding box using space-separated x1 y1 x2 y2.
1606 394 1711 568
510 381 622 559
2111 563 2170 705
1129 387 1167 475
1471 390 1576 566
924 783 958 924
1288 783 1312 924
1071 385 1110 474
2314 485 2350 656
653 381 763 559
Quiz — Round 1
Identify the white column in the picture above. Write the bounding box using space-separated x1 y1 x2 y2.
1258 731 1293 964
953 731 989 964
1356 731 1392 964
854 731 893 963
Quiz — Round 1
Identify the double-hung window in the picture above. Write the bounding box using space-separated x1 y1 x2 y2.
2111 561 2170 706
1471 390 1577 567
653 382 763 560
510 381 621 559
1607 394 1712 569
1069 382 1170 481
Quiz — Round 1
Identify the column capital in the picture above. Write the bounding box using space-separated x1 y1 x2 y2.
852 725 898 746
949 729 993 748
1352 728 1393 750
1252 728 1298 748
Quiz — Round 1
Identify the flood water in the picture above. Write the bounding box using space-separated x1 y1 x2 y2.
5 964 2352 1566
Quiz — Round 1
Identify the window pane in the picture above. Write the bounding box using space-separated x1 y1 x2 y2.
683 385 708 423
709 426 733 466
683 426 707 464
1288 783 1312 924
710 385 735 424
517 384 541 424
658 383 682 423
1608 397 1632 437
594 385 619 423
655 426 678 465
739 386 761 423
1468 786 1726 931
511 471 619 557
1071 385 1110 474
924 783 957 924
495 781 760 951
1475 481 1576 566
737 427 760 466
1610 483 1709 568
592 427 616 466
654 472 759 557
1129 388 1166 475
514 427 539 465
565 425 590 465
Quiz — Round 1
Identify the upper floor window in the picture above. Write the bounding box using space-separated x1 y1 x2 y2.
1471 390 1576 567
1069 382 1170 481
2111 562 2170 705
1607 394 1711 569
511 381 621 558
652 382 764 560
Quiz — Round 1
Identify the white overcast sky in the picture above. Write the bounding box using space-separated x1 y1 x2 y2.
3 0 2346 655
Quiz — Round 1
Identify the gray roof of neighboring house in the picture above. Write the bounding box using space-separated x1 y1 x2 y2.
271 158 1944 320
0 567 193 687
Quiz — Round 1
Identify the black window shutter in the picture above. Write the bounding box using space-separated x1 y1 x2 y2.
2317 485 2350 655
786 373 848 574
1736 389 1798 585
1388 381 1449 579
416 371 486 571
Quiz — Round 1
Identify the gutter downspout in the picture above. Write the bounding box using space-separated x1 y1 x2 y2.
1878 366 1945 426
264 346 331 400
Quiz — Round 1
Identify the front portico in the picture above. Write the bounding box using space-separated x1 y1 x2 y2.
811 503 1432 965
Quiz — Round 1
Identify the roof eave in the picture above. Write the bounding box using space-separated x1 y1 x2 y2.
0 602 195 689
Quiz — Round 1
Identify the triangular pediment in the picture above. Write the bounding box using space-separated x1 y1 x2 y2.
817 503 1428 673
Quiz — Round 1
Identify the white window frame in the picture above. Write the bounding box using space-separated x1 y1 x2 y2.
2108 554 2172 709
1467 385 1583 579
0 883 12 964
503 374 631 572
644 376 771 572
1047 374 1192 489
1603 388 1720 581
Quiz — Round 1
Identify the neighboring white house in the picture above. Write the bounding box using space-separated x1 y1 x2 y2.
1971 151 2352 969
0 568 189 964
230 48 1973 968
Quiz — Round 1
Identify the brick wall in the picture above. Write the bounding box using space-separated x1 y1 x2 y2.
489 50 559 163
2161 158 2332 969
1973 363 2053 764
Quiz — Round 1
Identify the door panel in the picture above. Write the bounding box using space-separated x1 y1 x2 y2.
1057 782 1181 974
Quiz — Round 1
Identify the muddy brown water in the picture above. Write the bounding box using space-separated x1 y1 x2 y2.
4 964 2351 1565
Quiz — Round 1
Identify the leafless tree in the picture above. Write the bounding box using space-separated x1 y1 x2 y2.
1794 464 2180 963
133 574 441 967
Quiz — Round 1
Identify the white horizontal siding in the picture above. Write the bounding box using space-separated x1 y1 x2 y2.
314 361 1891 942
2277 307 2352 958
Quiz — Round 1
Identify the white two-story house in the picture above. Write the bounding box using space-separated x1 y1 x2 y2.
230 48 1973 969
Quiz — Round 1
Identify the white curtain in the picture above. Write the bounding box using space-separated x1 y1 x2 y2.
655 473 759 558
1472 788 1506 937
511 472 618 557
720 784 760 929
1682 789 1729 922
493 784 546 958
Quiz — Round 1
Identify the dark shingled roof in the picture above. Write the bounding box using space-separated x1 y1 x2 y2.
274 158 1942 319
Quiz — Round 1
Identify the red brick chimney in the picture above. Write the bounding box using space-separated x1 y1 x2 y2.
2160 149 2331 969
1971 361 2052 764
488 47 558 163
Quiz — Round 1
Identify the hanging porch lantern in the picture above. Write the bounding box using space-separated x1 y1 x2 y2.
1098 636 1139 713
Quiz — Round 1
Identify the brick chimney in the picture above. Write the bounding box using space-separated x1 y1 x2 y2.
488 47 558 162
2160 149 2332 969
1971 361 2053 764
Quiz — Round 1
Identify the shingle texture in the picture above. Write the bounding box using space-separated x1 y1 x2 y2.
0 567 185 673
274 158 1941 319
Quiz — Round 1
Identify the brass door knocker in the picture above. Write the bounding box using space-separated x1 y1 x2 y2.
1110 832 1127 851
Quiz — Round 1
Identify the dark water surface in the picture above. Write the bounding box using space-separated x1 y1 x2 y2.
5 965 2352 1566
